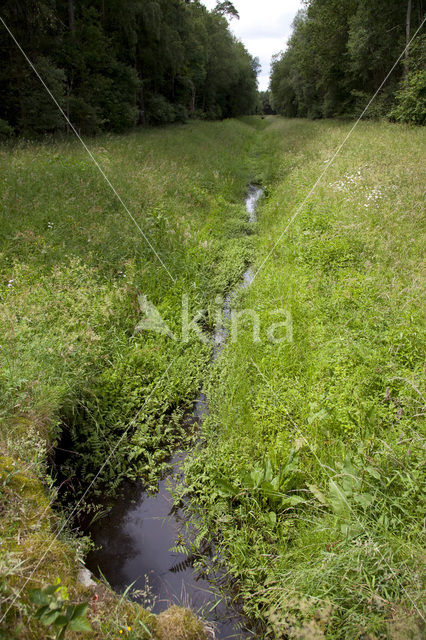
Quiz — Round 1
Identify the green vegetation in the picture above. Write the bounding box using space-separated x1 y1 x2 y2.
181 117 426 638
2 2 424 639
29 581 91 638
0 0 259 135
0 118 261 638
270 0 426 124
1 109 425 639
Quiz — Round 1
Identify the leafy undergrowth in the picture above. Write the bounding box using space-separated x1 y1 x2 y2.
181 118 426 638
0 119 258 494
0 119 262 638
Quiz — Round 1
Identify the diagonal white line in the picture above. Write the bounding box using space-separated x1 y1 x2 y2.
251 17 425 285
250 357 425 622
0 16 175 283
0 356 178 624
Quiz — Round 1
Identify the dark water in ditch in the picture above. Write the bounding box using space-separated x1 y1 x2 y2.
86 186 263 640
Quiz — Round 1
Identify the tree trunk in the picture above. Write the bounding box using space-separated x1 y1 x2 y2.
404 0 412 79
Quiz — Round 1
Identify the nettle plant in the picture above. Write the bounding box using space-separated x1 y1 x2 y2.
29 579 91 639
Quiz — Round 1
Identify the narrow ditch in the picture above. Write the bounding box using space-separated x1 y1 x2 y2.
84 185 264 639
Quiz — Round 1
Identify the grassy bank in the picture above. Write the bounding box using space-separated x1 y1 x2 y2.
183 117 426 638
0 119 263 638
1 115 424 639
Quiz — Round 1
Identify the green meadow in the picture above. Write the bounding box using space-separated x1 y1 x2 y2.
0 119 260 638
183 118 425 638
0 117 425 638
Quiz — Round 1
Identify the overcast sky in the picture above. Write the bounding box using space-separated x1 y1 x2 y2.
201 0 304 91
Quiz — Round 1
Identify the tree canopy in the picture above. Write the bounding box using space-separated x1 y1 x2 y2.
270 0 425 124
0 0 259 135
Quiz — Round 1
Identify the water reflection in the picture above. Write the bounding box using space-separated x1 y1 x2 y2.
87 454 250 638
86 186 264 639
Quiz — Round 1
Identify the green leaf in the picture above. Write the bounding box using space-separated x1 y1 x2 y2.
250 467 264 488
216 477 236 497
68 617 92 632
260 480 278 499
71 603 89 619
307 408 328 424
240 471 253 488
264 458 273 483
267 511 277 527
63 604 75 620
329 480 350 518
52 615 69 627
354 492 374 508
35 605 50 619
365 466 380 480
40 609 62 626
342 455 359 494
281 495 306 508
308 483 328 505
271 476 280 491
29 589 48 606
44 584 61 596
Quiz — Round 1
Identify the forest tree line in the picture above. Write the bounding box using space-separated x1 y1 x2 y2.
0 0 259 135
270 0 426 124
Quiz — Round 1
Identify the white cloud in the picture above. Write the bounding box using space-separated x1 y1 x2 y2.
201 0 303 90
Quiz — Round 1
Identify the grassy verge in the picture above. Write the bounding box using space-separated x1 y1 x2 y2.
182 117 426 638
0 119 263 637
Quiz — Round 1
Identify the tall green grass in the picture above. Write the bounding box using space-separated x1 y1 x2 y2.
183 118 426 638
1 116 424 638
0 119 262 638
0 120 258 484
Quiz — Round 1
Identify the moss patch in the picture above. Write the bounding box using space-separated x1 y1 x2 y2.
156 606 207 640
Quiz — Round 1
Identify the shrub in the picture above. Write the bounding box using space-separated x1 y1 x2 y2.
68 95 101 135
89 63 139 133
174 103 189 124
18 56 66 134
389 70 426 125
146 94 176 125
0 119 13 138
